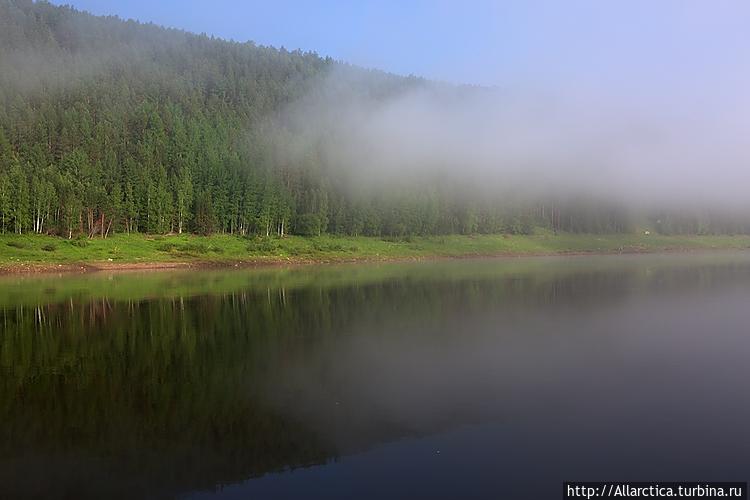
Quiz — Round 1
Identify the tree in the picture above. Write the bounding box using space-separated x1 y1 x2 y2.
175 166 193 234
296 213 321 237
9 162 29 234
194 190 215 236
31 175 55 234
106 182 123 237
0 172 10 233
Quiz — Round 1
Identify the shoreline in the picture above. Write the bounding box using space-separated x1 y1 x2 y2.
1 245 745 276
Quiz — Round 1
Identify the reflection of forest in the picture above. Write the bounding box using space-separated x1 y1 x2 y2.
0 293 336 499
2 257 750 499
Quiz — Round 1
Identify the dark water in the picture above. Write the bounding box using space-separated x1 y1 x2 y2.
1 254 749 499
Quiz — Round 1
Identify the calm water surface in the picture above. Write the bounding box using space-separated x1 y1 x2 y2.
1 254 749 499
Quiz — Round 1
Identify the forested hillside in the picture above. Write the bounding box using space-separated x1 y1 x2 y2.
0 0 746 238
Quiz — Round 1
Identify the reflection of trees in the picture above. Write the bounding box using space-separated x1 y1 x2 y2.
1 295 339 499
1 259 749 498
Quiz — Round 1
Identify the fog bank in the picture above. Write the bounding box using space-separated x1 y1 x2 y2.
280 64 750 209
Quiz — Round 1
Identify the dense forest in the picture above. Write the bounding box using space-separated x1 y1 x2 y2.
0 0 747 238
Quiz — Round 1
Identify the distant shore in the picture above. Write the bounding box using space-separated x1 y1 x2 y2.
2 232 750 274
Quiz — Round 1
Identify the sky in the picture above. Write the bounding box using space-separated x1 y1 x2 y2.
51 0 750 87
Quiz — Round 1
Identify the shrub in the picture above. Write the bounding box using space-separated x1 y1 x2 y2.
156 243 178 253
184 243 208 254
313 241 346 252
66 238 89 248
41 244 57 252
248 239 280 253
6 240 27 249
296 213 321 237
157 242 215 254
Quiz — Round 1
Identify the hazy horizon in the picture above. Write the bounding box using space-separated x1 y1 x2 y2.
43 0 750 209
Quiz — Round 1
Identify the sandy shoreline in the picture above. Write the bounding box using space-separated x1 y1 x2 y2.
0 246 733 276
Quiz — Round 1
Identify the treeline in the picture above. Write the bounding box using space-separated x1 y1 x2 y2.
0 0 334 238
0 1 747 238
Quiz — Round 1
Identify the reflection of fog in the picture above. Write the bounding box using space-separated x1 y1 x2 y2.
1 255 750 498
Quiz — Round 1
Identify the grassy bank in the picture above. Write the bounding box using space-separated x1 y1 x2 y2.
2 231 750 272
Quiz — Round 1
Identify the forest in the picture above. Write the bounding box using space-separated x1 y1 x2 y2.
1 0 747 239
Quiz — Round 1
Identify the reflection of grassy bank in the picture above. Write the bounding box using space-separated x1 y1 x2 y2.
2 250 750 310
4 255 750 498
2 232 750 272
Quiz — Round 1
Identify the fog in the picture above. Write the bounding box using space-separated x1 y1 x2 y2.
7 0 750 213
279 63 750 209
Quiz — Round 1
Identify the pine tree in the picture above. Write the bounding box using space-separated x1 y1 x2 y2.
9 161 29 234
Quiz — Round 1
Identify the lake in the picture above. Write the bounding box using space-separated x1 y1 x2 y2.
1 253 749 499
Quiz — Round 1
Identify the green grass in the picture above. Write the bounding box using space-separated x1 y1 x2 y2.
1 230 750 269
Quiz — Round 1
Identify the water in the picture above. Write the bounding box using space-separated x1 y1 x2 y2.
1 253 749 499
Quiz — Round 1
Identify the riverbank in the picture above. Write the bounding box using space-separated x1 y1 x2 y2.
2 232 750 274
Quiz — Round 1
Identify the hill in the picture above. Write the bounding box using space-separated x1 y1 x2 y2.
0 0 746 239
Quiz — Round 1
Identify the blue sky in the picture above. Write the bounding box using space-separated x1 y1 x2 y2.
51 0 750 88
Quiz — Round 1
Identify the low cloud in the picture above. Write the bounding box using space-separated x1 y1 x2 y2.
279 65 750 209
